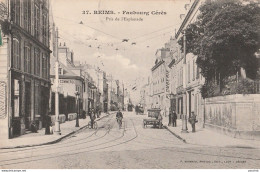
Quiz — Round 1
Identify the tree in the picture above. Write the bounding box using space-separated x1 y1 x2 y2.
178 0 260 91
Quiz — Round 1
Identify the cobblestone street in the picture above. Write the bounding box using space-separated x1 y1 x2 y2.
0 112 259 169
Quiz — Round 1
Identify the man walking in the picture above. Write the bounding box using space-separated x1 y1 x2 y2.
90 108 96 129
172 110 177 127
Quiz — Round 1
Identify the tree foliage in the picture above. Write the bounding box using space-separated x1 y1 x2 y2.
178 0 260 83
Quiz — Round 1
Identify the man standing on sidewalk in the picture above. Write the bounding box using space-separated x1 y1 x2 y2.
168 109 172 126
189 112 197 132
172 110 177 127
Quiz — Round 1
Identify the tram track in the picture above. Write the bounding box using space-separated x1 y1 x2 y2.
0 114 132 167
1 113 258 168
0 113 115 155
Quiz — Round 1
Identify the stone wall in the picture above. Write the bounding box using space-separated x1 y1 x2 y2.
204 94 260 140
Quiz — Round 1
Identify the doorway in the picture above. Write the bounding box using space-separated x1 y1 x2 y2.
25 82 31 130
188 91 192 118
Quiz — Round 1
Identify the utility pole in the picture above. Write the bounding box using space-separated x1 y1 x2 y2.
181 29 188 133
123 82 124 111
54 28 61 135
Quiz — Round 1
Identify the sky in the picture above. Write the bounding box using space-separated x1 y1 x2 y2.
51 0 190 103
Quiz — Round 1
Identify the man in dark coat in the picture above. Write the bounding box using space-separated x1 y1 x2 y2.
189 112 197 132
172 110 177 127
116 109 123 128
168 110 172 126
82 110 86 119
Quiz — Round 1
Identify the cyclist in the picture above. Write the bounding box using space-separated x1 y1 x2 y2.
116 109 123 128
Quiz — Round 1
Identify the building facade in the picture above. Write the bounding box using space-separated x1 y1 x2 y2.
174 0 205 126
151 45 174 116
50 59 84 118
0 0 51 138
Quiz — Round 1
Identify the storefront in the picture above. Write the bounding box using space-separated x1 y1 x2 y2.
11 72 50 137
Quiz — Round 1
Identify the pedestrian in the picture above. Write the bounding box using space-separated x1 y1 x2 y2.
82 110 86 119
157 111 163 129
116 109 123 128
189 112 197 132
135 105 138 115
30 121 38 133
168 110 172 126
96 108 100 118
172 110 177 127
90 108 96 129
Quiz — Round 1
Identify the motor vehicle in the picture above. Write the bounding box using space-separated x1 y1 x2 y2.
143 108 163 129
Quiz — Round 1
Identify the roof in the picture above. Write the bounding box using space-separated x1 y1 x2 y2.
175 0 200 39
151 60 165 71
50 56 78 76
50 75 84 81
168 59 176 68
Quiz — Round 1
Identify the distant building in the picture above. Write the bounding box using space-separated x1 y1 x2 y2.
50 57 84 118
151 39 175 116
103 72 108 112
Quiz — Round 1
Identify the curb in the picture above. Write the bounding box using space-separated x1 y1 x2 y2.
0 112 112 150
164 125 187 143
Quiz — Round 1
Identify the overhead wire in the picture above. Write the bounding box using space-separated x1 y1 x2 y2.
130 22 181 40
54 15 181 45
54 15 121 41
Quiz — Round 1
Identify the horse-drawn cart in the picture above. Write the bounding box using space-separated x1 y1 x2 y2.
143 108 163 129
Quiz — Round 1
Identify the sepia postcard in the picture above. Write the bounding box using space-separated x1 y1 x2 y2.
0 0 259 170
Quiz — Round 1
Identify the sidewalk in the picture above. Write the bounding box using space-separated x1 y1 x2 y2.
0 112 110 149
163 118 260 149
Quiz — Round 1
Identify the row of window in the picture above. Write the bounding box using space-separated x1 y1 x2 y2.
153 77 165 85
187 59 200 83
11 0 49 46
177 67 183 87
153 65 165 78
151 64 201 90
12 38 49 79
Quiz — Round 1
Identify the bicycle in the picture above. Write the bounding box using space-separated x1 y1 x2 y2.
87 120 98 129
116 117 123 129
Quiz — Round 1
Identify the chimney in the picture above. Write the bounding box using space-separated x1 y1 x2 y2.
161 48 170 59
185 4 190 10
180 14 185 20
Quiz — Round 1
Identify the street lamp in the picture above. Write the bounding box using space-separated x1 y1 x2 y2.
181 29 188 133
54 28 61 135
75 91 80 127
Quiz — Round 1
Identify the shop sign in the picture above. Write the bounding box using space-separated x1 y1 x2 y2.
59 79 75 84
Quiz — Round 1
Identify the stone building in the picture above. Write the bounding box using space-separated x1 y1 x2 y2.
0 0 51 138
174 0 205 127
151 44 174 116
